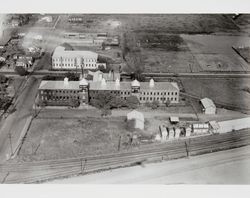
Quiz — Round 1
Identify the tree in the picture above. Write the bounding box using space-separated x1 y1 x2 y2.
125 96 139 109
65 72 79 81
151 100 159 109
110 96 126 109
90 92 115 109
15 66 28 76
165 98 171 107
101 107 111 117
69 98 80 108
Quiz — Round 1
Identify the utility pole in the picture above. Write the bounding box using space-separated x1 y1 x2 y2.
117 135 122 151
8 133 13 157
185 141 189 158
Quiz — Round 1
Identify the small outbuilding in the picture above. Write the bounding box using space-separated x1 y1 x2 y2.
127 110 144 130
170 116 179 124
200 98 216 115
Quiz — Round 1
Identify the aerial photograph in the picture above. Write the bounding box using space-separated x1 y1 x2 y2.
0 13 250 184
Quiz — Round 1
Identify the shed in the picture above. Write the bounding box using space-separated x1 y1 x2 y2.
209 121 220 134
170 116 179 124
159 125 168 141
192 123 209 134
185 126 192 137
200 98 216 115
174 127 181 138
127 110 144 130
168 127 175 140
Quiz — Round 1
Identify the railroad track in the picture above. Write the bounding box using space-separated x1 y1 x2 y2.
1 130 250 183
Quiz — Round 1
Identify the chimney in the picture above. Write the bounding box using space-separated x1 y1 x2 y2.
101 77 106 88
64 77 69 86
115 78 120 88
149 78 155 88
98 73 103 81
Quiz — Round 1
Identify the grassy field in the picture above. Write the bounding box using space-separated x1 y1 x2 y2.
17 117 128 161
180 77 250 113
16 114 161 162
182 34 250 72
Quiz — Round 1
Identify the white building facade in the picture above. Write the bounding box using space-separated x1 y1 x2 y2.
52 46 101 70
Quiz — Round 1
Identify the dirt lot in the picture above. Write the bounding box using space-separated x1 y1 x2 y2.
55 14 239 34
182 34 250 72
180 77 250 113
142 49 201 73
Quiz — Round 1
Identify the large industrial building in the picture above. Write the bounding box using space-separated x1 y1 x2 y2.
51 46 106 70
38 77 180 106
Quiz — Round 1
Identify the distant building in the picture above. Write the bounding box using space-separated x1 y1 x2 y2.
88 70 120 82
52 46 104 70
68 16 84 23
127 110 144 130
200 98 216 115
0 32 11 49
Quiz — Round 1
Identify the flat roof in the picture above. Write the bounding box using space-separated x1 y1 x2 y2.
170 116 179 122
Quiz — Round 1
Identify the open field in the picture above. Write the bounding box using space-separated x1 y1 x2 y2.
17 117 128 161
55 14 239 34
17 115 161 162
234 14 250 33
142 49 201 73
180 77 250 113
122 32 202 73
182 34 250 72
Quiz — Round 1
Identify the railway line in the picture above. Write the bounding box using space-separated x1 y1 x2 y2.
1 129 250 183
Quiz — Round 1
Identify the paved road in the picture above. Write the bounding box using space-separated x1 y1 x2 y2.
0 77 40 163
2 69 250 78
50 145 250 184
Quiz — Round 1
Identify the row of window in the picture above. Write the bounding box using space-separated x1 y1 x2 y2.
141 91 178 96
139 97 177 101
53 58 96 62
40 90 79 94
53 63 97 67
41 96 80 100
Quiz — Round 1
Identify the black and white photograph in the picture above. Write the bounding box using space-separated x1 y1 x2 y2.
0 0 250 196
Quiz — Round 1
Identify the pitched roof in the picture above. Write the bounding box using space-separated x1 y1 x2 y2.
52 46 98 59
200 98 216 109
127 110 144 121
39 80 81 90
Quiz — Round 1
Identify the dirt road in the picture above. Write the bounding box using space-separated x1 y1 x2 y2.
50 145 250 184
